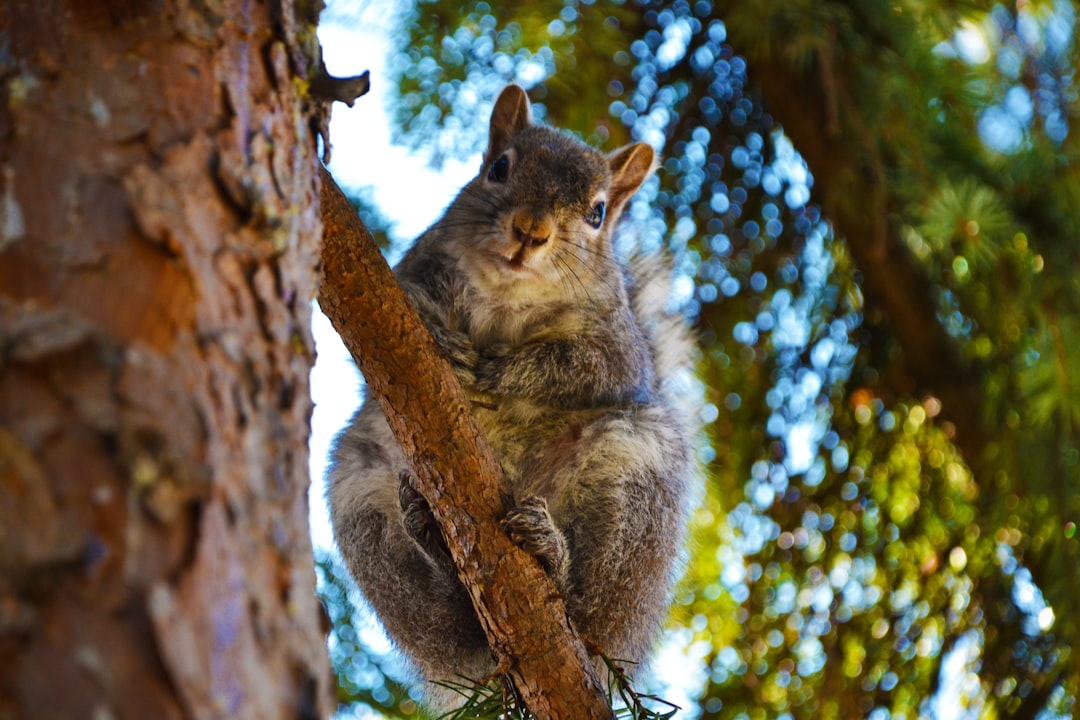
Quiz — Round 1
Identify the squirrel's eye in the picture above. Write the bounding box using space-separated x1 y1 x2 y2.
585 201 606 229
487 154 510 183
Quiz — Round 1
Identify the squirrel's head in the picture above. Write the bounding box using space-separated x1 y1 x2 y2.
449 85 657 306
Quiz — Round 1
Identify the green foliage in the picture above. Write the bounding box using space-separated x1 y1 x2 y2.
317 551 423 717
425 657 679 719
600 655 682 719
346 185 396 252
319 553 682 718
429 677 526 719
319 0 1080 717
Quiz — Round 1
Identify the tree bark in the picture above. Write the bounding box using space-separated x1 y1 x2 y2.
0 1 332 719
318 167 615 719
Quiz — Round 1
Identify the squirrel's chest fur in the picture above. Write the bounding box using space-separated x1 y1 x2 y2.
453 274 590 349
461 300 602 491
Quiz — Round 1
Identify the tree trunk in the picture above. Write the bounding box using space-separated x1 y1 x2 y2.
0 1 333 719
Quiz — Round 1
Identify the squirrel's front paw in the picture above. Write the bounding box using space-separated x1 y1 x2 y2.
428 326 479 385
501 496 569 590
474 344 510 394
398 471 451 565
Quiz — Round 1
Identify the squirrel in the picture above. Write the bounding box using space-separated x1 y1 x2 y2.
327 84 696 710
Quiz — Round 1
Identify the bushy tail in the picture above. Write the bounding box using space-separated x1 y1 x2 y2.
625 253 700 435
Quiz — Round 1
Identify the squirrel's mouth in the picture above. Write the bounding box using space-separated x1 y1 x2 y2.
507 247 528 270
477 247 536 275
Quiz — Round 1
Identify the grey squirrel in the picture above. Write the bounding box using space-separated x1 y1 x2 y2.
327 84 695 709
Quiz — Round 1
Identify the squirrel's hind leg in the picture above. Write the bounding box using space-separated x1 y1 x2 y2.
532 406 692 673
328 410 494 695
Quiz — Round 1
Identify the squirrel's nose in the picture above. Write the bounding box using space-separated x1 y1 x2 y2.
515 227 548 248
512 211 552 248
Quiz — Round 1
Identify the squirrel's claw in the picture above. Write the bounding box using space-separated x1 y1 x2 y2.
502 496 569 591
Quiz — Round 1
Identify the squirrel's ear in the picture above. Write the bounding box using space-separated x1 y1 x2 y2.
485 85 532 162
607 143 657 211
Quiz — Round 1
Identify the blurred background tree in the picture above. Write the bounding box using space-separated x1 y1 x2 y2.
316 0 1079 717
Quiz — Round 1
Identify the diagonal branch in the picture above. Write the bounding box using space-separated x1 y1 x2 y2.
317 166 614 720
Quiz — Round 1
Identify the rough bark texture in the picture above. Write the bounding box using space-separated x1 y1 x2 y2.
319 167 614 720
0 1 332 719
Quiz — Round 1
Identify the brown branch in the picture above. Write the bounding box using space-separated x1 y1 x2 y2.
310 69 370 107
317 166 614 720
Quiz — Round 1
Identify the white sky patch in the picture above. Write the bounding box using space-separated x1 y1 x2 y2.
656 17 693 70
318 8 479 240
309 4 481 552
785 421 817 475
308 307 361 550
649 628 709 718
929 630 985 720
954 21 992 64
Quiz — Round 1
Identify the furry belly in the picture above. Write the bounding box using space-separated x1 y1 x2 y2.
472 397 602 499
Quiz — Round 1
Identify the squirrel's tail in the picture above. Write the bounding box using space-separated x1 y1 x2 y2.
626 253 700 434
